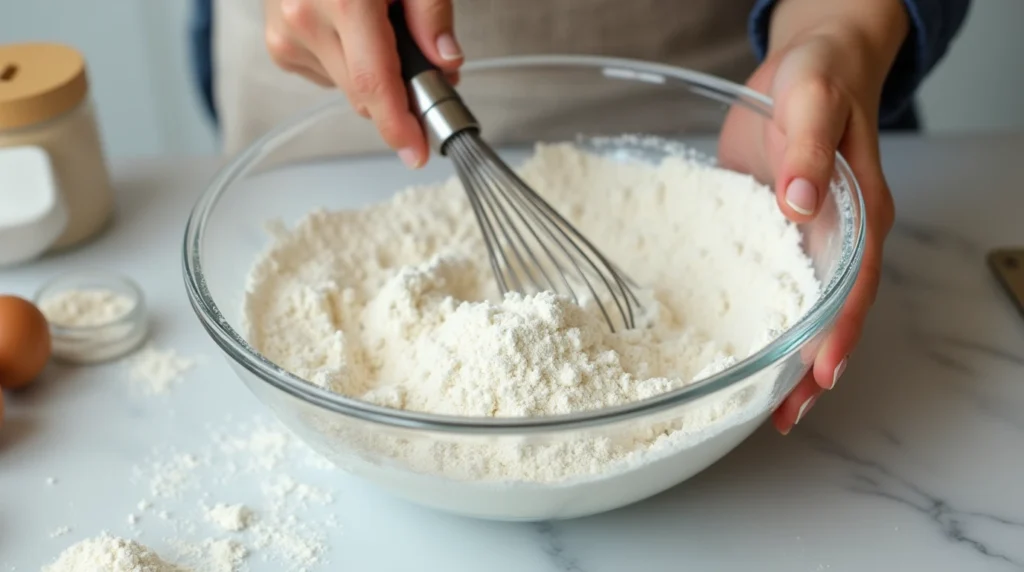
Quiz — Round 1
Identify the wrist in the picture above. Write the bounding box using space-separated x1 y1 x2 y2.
768 0 910 86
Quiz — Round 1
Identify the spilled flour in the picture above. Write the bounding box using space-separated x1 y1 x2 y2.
42 534 184 572
242 141 821 486
128 417 336 570
43 534 247 572
128 345 197 395
47 416 337 572
204 504 253 532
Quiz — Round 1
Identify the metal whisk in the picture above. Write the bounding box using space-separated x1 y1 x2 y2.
388 3 642 332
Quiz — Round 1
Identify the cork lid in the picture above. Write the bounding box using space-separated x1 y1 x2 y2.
0 43 89 130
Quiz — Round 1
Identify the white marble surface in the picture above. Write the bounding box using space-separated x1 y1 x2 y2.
2 134 1023 571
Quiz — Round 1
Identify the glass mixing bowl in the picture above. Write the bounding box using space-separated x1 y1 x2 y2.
183 55 865 521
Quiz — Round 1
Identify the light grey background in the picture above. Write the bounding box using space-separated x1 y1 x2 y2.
3 0 1022 158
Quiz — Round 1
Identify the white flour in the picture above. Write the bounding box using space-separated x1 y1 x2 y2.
39 287 148 363
125 417 335 570
44 534 248 572
128 346 197 395
243 141 820 491
204 504 253 532
42 534 184 572
39 289 134 327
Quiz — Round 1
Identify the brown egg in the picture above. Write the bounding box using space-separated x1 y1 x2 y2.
0 295 51 389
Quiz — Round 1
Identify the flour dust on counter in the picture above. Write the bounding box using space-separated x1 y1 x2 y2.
117 415 338 571
43 415 338 571
243 141 820 484
127 345 199 395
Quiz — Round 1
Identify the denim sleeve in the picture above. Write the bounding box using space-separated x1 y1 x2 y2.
748 0 972 126
189 0 217 124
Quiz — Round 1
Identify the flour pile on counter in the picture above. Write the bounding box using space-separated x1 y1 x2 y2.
243 142 820 481
128 345 197 395
43 533 184 572
43 533 246 572
204 504 253 532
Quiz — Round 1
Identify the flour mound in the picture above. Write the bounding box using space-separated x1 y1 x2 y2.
43 534 184 572
243 141 820 483
357 259 719 416
204 503 253 532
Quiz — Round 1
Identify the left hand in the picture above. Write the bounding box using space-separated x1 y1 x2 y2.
719 3 905 434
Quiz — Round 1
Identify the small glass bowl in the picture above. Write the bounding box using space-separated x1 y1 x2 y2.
34 271 148 364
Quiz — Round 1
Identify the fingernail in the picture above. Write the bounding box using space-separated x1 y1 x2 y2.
398 148 421 169
829 357 848 390
785 178 817 215
436 33 463 61
795 394 819 425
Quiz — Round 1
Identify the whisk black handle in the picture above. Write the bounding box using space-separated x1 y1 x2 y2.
387 1 439 82
387 0 478 152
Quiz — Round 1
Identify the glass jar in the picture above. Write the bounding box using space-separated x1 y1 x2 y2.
0 42 113 257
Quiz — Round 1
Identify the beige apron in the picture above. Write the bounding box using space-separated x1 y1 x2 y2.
213 0 759 158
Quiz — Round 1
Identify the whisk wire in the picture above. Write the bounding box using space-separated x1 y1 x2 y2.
452 136 563 296
460 142 552 293
446 131 641 332
388 3 641 332
452 163 513 293
480 141 642 330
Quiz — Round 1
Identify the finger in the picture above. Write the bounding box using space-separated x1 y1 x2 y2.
265 24 320 73
403 0 462 68
772 63 851 221
811 236 880 390
811 188 887 390
302 23 372 117
281 0 343 66
811 115 893 391
328 0 428 167
772 372 823 435
266 0 323 72
280 0 320 45
293 62 335 87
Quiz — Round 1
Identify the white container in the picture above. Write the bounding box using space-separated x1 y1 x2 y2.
34 271 149 364
0 43 113 265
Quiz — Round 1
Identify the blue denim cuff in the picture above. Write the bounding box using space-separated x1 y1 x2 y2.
747 0 970 127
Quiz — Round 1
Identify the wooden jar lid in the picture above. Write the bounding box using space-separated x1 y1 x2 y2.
0 43 89 131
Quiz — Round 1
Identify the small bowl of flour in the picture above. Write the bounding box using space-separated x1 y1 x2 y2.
36 271 148 364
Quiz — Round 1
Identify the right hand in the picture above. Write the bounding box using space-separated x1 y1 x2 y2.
264 0 463 168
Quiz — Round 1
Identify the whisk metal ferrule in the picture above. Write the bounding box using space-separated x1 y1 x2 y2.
408 70 479 155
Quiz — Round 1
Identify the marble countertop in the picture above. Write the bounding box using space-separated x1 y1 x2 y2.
2 134 1023 571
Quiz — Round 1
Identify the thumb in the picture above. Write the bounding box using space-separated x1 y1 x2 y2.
771 53 851 221
402 0 462 69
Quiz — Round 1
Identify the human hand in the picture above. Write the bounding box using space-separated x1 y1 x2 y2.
263 0 462 167
719 0 907 434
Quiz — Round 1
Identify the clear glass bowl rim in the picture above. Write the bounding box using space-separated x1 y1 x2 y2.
182 54 866 434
